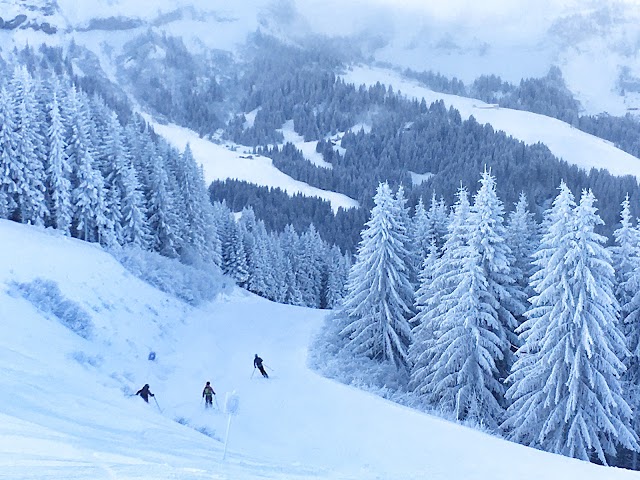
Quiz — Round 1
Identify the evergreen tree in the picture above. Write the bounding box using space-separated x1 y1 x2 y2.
410 187 470 402
421 176 511 428
611 194 640 309
410 196 431 263
280 224 304 306
339 182 415 368
426 192 449 251
408 240 441 397
0 85 21 219
323 245 349 308
297 224 325 308
66 87 109 243
46 83 72 234
505 192 537 299
11 66 48 225
147 147 179 257
504 185 638 464
467 169 525 379
219 207 249 286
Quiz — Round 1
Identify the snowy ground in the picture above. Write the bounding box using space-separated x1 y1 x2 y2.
1 220 638 479
343 65 640 180
146 119 359 213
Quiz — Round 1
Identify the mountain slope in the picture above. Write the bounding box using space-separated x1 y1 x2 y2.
1 220 638 479
344 65 640 180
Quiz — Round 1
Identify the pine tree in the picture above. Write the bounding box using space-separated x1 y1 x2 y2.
504 185 638 464
419 174 512 429
219 208 249 286
427 192 449 250
339 182 415 368
611 194 640 309
410 187 470 402
409 196 431 262
280 224 304 306
66 87 108 243
46 83 72 235
467 169 524 379
0 85 21 219
147 147 179 257
323 245 349 308
409 240 441 397
11 66 48 225
298 224 325 308
505 192 537 299
618 198 640 466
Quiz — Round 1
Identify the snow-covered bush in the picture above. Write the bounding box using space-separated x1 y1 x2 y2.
10 278 94 339
110 245 231 306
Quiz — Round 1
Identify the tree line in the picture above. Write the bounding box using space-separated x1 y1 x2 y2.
328 170 640 469
0 48 350 310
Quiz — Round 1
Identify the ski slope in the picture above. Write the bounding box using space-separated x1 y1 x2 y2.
0 220 638 479
343 65 640 180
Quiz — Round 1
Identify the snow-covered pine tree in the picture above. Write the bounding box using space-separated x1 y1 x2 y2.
505 192 537 300
504 185 638 464
297 224 325 308
618 197 640 466
247 219 273 299
323 245 350 309
11 66 48 226
339 182 414 368
467 169 525 379
421 174 512 429
175 144 214 262
408 240 440 398
395 185 419 288
410 187 469 402
101 112 149 248
611 194 640 309
66 87 109 243
46 81 72 235
427 192 449 251
146 146 179 257
0 85 21 219
409 196 431 263
218 205 249 286
280 224 304 306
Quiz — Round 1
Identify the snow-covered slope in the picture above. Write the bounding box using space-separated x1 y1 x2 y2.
1 220 639 479
147 119 359 213
344 65 640 180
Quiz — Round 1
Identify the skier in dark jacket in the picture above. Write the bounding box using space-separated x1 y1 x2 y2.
136 384 154 403
202 381 216 408
254 354 269 378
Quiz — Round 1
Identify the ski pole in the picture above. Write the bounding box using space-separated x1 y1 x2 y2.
153 397 163 413
214 395 220 410
265 365 275 372
250 368 255 379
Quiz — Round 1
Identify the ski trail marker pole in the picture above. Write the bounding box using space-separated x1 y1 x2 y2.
222 392 239 461
153 397 163 413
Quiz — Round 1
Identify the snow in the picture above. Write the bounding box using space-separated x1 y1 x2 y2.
147 119 359 213
1 219 639 479
343 65 640 180
279 120 333 169
409 171 434 185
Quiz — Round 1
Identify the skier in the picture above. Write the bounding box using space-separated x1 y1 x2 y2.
136 384 155 403
202 381 216 408
254 354 269 378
